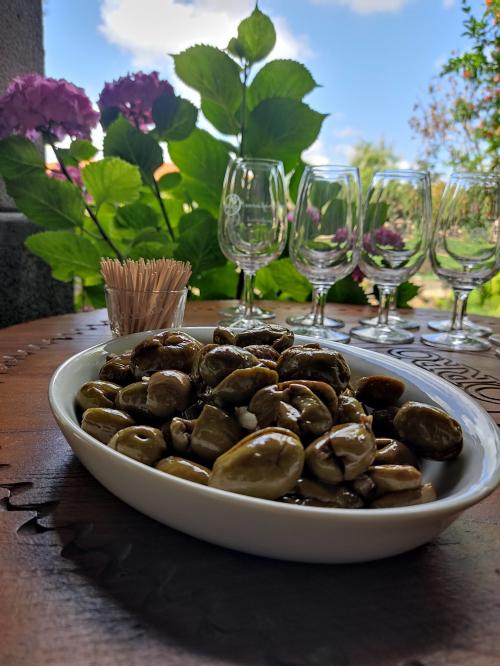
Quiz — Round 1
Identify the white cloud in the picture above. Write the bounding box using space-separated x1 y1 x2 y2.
330 143 357 163
442 0 455 8
99 0 310 70
333 125 361 138
310 0 412 14
302 139 331 165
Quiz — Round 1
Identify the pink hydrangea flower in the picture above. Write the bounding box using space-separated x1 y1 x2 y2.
0 74 99 140
98 71 174 130
363 226 404 253
47 164 84 189
351 266 365 283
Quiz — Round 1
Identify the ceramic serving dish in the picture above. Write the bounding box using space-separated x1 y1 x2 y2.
49 327 500 564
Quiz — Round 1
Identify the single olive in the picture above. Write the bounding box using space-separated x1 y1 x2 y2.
212 367 278 406
337 394 365 424
169 417 194 455
156 456 210 485
355 375 405 409
234 325 294 353
244 345 281 362
394 401 463 460
116 381 149 417
190 404 243 461
278 380 338 421
374 438 419 467
81 407 135 444
295 478 364 508
146 370 193 418
131 330 202 376
371 405 399 438
198 345 260 387
76 380 121 411
213 327 236 345
368 464 422 495
370 482 437 508
351 474 376 500
209 427 305 500
108 425 166 465
305 422 377 483
277 347 350 394
99 355 135 385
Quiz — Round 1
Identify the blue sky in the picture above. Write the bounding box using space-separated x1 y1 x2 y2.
43 0 471 167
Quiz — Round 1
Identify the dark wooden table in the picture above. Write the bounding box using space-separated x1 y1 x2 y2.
1 302 499 666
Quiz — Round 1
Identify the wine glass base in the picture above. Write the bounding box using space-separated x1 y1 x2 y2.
219 304 275 320
351 325 414 345
289 324 350 343
489 333 500 346
421 332 491 352
218 316 268 329
286 313 344 329
427 318 492 336
359 314 420 330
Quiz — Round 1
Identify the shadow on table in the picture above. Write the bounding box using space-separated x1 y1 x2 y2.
50 461 465 666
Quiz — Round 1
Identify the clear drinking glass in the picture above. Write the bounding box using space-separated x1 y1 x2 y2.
427 316 492 336
288 165 362 342
218 302 275 320
218 158 287 328
351 170 432 344
422 172 499 352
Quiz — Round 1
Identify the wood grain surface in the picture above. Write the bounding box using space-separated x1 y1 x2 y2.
0 302 499 666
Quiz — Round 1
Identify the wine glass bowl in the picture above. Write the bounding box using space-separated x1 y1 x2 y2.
351 170 432 344
218 158 287 328
422 172 499 352
288 165 362 342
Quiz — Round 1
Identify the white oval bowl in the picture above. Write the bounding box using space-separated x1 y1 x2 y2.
49 327 500 563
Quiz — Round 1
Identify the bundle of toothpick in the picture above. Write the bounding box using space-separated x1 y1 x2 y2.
101 258 191 335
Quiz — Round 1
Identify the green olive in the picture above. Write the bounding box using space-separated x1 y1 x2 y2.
305 422 377 483
76 380 121 411
99 355 134 385
394 401 463 460
81 407 135 444
234 325 294 353
368 464 421 494
277 347 350 394
156 456 210 485
374 438 419 467
355 375 405 408
131 331 202 376
146 370 193 418
294 478 364 508
337 394 365 424
191 405 243 461
370 482 437 508
108 425 166 465
209 427 305 500
371 406 399 438
212 366 278 406
116 381 149 417
198 345 260 387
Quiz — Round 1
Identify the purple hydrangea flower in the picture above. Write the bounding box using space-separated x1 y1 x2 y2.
98 71 174 130
363 226 404 254
0 74 99 141
47 164 84 189
351 266 365 283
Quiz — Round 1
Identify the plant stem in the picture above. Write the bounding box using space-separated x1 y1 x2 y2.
48 138 124 260
239 62 250 157
152 177 175 241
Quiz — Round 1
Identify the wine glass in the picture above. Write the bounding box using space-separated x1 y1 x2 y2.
351 169 432 344
427 316 492 336
288 165 362 342
286 165 356 330
422 172 499 352
218 158 287 329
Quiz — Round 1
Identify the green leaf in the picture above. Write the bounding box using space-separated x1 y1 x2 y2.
115 202 159 231
83 284 106 309
157 172 181 191
246 98 327 164
0 135 44 179
168 129 230 215
82 157 141 208
236 7 276 63
100 106 120 129
55 148 79 167
152 93 198 141
255 258 311 302
248 60 318 109
201 98 240 135
131 229 171 245
327 276 368 305
6 174 84 229
70 139 97 161
127 241 176 260
173 45 242 111
288 160 306 203
396 281 419 308
227 37 246 59
174 210 226 279
25 231 101 281
191 262 239 299
103 116 163 185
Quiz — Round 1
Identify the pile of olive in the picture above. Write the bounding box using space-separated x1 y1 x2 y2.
76 326 463 509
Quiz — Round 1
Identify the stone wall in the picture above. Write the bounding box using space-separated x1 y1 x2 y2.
0 0 74 326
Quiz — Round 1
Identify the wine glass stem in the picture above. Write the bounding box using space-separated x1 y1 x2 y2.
389 290 397 314
377 285 396 326
243 271 256 319
450 289 469 334
311 284 328 326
